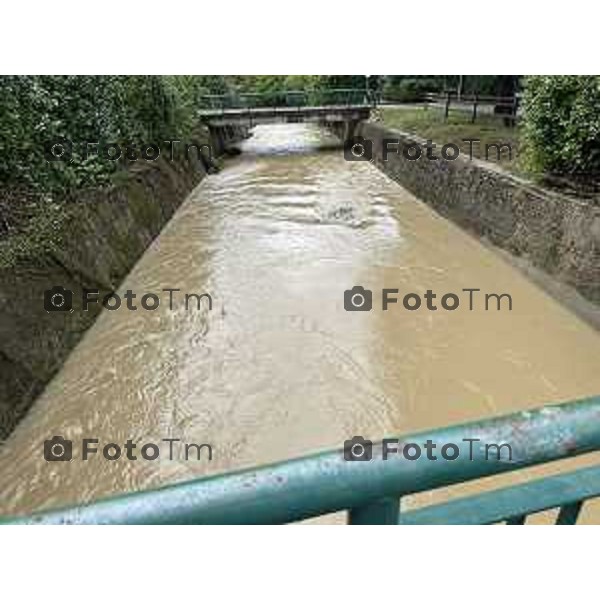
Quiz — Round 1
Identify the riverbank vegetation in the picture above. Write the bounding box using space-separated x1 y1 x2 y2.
0 76 220 197
0 76 227 266
379 76 600 201
377 106 522 172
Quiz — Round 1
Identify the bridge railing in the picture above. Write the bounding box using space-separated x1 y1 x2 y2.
3 394 600 524
199 88 378 111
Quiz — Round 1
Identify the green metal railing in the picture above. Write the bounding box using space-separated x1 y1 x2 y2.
3 395 600 524
199 88 378 111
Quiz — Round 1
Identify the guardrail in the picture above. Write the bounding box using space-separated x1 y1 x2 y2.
3 394 600 524
200 88 379 111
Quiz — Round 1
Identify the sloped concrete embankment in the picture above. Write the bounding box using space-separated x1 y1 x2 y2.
0 127 247 438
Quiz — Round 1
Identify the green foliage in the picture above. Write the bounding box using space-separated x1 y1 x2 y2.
221 76 279 104
216 75 374 107
382 77 439 103
318 75 367 89
522 76 600 175
0 75 219 195
282 75 323 91
228 75 367 93
382 76 521 98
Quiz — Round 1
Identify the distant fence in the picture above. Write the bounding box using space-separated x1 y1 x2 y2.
381 92 520 126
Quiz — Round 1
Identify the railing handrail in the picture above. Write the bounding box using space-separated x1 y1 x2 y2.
3 394 600 524
198 88 376 111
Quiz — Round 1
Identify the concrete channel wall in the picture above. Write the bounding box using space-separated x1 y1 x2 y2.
331 120 600 307
0 126 248 438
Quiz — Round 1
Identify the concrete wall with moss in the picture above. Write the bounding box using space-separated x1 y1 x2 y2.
0 127 247 438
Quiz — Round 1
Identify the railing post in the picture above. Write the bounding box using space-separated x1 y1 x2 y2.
348 496 400 524
506 515 526 525
556 502 583 525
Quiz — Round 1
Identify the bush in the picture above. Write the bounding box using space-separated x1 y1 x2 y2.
0 76 211 196
522 76 600 176
383 78 438 103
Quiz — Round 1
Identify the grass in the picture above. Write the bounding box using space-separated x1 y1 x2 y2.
376 106 523 175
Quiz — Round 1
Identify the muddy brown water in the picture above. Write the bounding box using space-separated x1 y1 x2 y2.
1 124 600 523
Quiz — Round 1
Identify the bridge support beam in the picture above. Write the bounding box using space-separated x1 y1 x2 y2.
208 126 226 157
209 124 246 158
342 119 360 144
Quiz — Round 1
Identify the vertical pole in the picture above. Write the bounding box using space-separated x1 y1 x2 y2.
506 515 526 525
556 502 583 525
471 94 478 123
444 91 451 120
343 119 359 144
348 497 400 525
511 95 519 128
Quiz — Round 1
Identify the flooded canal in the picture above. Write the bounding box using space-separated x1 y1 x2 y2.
1 123 600 522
